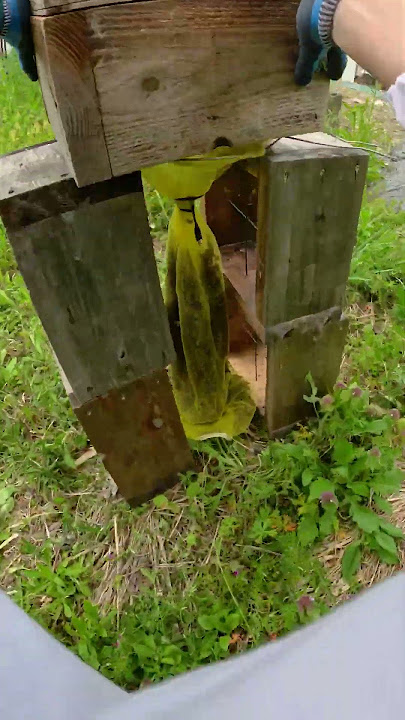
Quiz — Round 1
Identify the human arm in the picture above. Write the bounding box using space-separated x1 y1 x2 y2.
295 0 405 90
332 0 405 90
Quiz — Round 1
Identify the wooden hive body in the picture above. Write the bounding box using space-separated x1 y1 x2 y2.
31 0 330 186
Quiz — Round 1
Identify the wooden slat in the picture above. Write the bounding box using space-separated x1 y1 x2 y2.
75 370 193 505
266 308 349 434
10 194 173 404
256 133 368 326
32 14 111 186
225 279 267 416
49 353 193 503
0 142 142 232
221 246 265 344
260 133 368 433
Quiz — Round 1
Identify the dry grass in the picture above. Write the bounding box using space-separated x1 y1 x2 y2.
319 474 405 602
0 460 222 615
3 431 403 623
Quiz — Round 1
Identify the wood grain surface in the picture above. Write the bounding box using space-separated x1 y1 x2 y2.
0 142 191 504
32 1 329 182
221 245 265 344
256 133 368 326
91 0 328 175
266 308 349 433
76 370 193 505
0 142 143 232
31 0 150 17
8 192 174 404
32 13 111 185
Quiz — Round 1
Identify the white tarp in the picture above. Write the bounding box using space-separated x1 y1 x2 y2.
1 573 404 719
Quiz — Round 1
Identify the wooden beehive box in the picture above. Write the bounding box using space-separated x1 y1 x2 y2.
31 0 330 187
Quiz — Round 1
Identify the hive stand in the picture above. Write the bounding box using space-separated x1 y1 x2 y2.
0 1 368 503
205 133 368 434
0 143 193 505
0 133 368 502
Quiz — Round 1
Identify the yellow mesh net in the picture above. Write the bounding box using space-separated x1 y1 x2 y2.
143 144 264 440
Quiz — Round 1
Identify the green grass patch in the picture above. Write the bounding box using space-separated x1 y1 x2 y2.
350 199 405 312
0 52 53 153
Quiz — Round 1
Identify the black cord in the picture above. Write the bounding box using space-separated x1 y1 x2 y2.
176 196 203 243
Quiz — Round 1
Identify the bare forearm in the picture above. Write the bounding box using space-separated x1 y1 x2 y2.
333 0 405 88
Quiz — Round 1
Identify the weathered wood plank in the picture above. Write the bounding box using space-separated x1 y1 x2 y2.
225 279 267 416
0 142 142 232
266 307 349 434
92 0 328 175
33 0 329 183
1 144 174 405
75 370 193 505
31 0 150 17
256 133 368 326
221 246 265 344
224 271 261 353
51 353 193 503
32 13 111 186
0 143 192 503
9 194 173 404
0 143 67 198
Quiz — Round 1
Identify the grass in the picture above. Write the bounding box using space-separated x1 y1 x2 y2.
0 51 52 153
1 51 404 688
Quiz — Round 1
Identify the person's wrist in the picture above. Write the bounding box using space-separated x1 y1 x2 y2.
295 0 347 85
332 0 405 89
318 0 342 48
0 0 11 37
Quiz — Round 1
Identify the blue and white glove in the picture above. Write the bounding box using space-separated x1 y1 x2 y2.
0 0 37 81
295 0 347 86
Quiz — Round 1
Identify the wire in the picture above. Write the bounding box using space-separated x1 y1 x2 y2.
227 200 257 231
281 135 394 160
178 134 393 162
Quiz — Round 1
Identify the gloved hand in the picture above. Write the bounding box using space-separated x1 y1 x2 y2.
0 0 37 80
295 0 347 86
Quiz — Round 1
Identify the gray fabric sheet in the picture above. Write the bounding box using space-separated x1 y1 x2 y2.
1 573 404 719
0 593 125 719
